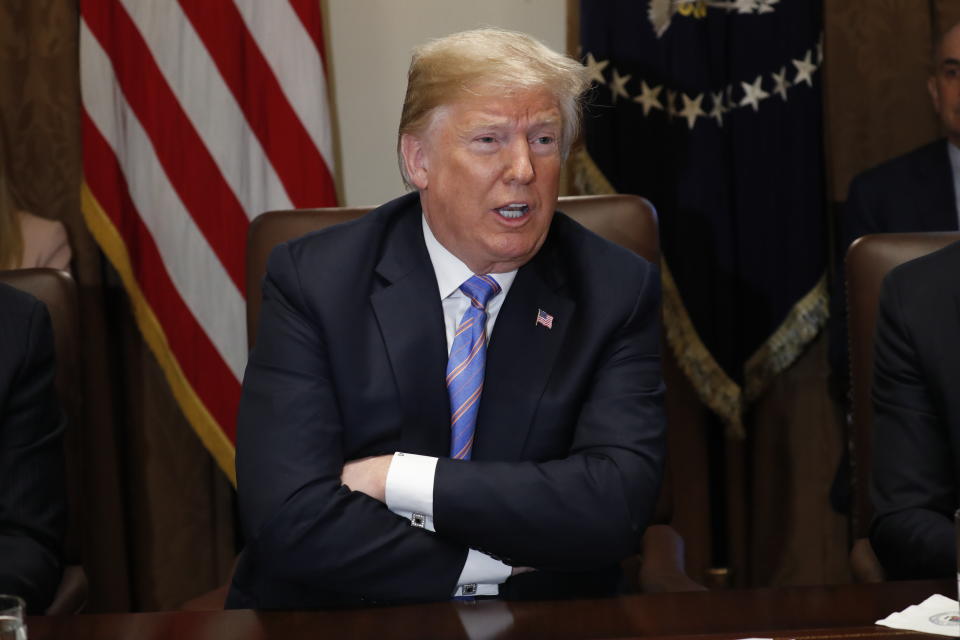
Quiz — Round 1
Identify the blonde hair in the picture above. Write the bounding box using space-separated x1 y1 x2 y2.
397 28 590 188
0 171 23 270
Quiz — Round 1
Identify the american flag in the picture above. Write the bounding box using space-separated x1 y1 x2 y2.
536 308 554 329
79 0 338 483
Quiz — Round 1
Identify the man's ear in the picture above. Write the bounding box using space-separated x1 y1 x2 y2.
400 133 429 189
928 75 942 114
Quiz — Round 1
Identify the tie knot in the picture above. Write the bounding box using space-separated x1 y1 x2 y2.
460 275 501 310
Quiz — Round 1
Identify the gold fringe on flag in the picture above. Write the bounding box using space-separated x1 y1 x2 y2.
81 181 237 485
744 274 829 403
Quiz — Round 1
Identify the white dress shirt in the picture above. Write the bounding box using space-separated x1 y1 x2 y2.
384 215 517 597
947 141 960 225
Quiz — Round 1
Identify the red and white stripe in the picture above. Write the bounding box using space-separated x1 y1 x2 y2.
80 0 337 478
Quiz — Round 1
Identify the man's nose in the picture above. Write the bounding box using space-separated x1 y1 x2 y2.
503 139 535 184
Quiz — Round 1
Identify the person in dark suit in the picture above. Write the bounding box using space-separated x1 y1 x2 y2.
841 18 960 261
228 28 665 609
829 21 960 512
869 240 960 578
0 283 66 612
833 21 960 382
841 139 955 251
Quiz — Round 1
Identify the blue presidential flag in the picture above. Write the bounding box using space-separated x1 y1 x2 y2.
577 0 827 435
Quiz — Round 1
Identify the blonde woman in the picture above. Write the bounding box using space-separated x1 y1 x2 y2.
0 173 71 270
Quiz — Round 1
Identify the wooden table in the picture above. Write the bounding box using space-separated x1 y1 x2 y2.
27 579 955 639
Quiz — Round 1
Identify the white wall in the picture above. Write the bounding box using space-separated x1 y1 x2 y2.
325 0 567 207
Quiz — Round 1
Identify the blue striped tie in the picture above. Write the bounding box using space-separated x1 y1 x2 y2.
447 274 501 460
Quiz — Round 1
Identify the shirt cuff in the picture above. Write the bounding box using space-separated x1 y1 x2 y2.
453 549 512 597
385 452 437 531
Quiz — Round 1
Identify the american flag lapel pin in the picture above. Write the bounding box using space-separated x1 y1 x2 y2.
535 308 554 329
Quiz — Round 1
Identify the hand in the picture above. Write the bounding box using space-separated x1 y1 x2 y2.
511 566 535 576
341 454 393 503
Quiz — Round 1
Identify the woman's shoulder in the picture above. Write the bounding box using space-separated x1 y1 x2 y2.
17 211 72 270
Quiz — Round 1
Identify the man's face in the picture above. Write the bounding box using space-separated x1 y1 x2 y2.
401 87 562 275
929 24 960 146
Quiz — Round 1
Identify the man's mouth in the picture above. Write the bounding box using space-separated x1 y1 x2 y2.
495 204 530 219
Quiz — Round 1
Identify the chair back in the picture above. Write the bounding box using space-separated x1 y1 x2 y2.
846 232 960 538
246 194 658 347
0 268 87 612
246 195 668 522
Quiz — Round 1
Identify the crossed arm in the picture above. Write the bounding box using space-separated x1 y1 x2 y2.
236 244 665 603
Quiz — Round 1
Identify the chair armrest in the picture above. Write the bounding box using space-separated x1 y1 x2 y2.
638 524 706 593
45 565 88 615
180 584 229 611
850 537 886 583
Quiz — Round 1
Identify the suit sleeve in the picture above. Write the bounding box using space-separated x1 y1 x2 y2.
869 270 955 579
0 298 65 613
432 262 665 570
235 244 468 605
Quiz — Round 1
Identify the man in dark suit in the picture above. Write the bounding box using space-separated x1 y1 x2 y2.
842 19 960 256
841 139 955 250
829 21 960 512
834 21 960 380
870 240 960 578
0 283 65 612
228 28 665 609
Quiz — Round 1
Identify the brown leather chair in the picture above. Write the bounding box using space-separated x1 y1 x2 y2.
845 232 960 582
249 195 697 591
0 268 88 613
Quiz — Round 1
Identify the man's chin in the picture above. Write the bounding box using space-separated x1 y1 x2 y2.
482 241 548 273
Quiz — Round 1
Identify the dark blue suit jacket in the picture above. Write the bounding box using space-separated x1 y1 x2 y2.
0 283 65 613
228 192 665 609
870 240 960 578
842 139 957 247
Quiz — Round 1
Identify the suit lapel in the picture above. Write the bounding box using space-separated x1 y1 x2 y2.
474 240 573 461
371 202 451 457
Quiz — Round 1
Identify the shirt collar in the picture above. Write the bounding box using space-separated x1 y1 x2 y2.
948 141 960 223
948 139 960 173
421 215 517 299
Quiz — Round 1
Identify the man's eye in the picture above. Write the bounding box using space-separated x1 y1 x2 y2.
532 135 559 152
475 136 496 144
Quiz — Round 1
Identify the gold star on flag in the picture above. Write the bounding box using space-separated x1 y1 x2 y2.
709 91 727 126
633 81 664 116
792 50 816 87
757 0 779 14
771 66 790 101
584 52 609 85
739 75 769 112
678 92 705 129
610 68 632 102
